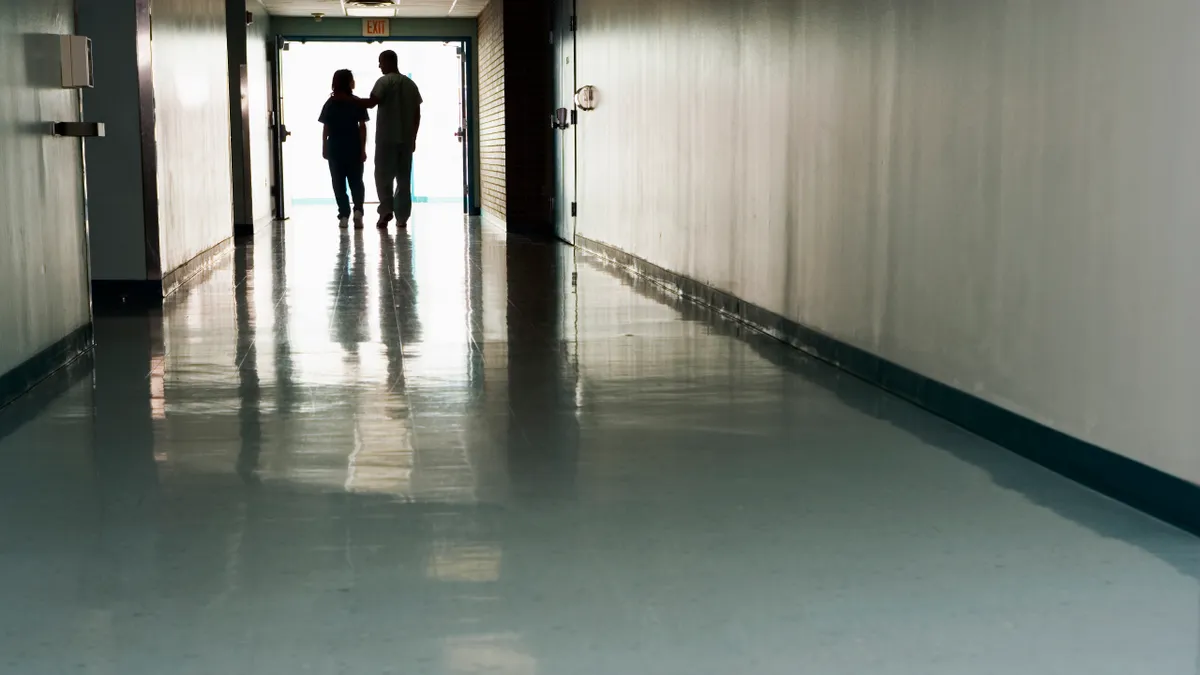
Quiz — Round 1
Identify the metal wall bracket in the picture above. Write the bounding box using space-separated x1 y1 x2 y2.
51 121 105 138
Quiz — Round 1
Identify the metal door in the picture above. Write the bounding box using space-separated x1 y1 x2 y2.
553 0 577 242
457 42 470 214
268 36 290 220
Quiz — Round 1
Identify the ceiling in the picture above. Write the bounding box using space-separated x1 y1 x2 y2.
260 0 488 18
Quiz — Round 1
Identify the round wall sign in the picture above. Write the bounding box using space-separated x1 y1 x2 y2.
575 85 598 111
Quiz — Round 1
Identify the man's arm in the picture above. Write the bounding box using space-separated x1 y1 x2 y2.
361 78 384 109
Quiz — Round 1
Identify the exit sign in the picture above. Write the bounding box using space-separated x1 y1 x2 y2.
363 18 390 37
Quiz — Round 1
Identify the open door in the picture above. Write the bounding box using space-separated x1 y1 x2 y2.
553 0 577 242
268 35 289 221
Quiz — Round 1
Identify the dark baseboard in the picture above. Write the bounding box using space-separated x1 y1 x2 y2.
235 213 276 239
93 237 236 312
162 236 234 297
0 323 94 412
576 234 1200 537
505 222 559 241
92 279 164 312
0 340 93 443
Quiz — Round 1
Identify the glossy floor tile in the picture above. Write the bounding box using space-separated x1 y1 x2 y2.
2 205 1199 674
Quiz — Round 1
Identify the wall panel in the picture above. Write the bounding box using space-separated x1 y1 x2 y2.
0 0 90 376
576 0 1200 482
153 0 234 274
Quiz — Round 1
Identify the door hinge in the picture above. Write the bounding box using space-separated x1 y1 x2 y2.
571 202 577 217
570 15 577 31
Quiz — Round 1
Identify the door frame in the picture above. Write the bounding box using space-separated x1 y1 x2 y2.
270 35 480 216
457 43 471 216
268 35 287 221
552 0 577 243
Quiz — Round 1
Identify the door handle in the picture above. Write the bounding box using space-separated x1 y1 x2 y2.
551 108 570 130
455 128 465 142
280 125 292 141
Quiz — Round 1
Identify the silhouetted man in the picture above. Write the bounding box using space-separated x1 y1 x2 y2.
362 50 422 229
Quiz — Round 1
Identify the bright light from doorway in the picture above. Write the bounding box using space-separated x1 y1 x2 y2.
280 40 467 213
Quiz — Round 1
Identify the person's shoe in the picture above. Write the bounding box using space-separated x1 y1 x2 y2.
398 218 409 229
376 213 393 229
338 216 350 229
352 209 364 229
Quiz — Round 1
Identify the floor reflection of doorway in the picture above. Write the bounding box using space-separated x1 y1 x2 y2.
280 40 466 213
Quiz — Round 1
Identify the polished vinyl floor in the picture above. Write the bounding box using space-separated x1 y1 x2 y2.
2 205 1199 674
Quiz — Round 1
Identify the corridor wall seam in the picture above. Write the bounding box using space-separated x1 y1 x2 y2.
79 0 149 281
500 0 553 232
247 0 274 226
227 0 272 230
574 0 1200 484
227 0 252 228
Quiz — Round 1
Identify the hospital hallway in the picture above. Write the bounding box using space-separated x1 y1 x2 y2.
1 205 1199 675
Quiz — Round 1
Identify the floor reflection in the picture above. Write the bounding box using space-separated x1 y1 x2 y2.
234 242 261 483
332 229 370 353
505 237 579 503
89 311 162 614
0 204 1197 674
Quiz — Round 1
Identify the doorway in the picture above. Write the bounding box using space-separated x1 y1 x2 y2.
277 40 470 215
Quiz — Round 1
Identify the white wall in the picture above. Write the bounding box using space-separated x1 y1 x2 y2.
153 0 234 274
0 0 91 374
576 0 1200 482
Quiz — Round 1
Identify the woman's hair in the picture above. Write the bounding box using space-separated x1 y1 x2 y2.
331 69 354 96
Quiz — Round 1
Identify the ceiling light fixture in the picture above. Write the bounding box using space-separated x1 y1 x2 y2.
343 0 398 18
345 7 396 17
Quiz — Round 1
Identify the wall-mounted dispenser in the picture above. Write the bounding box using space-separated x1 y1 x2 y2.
59 35 93 88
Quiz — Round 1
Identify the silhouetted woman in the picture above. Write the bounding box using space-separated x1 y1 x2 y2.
319 69 369 228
